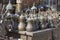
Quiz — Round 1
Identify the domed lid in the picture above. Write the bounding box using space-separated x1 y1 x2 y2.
27 17 32 21
6 0 13 10
20 14 25 19
31 3 37 10
46 5 50 7
26 7 31 13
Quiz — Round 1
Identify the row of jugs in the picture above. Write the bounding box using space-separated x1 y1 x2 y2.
18 10 58 32
18 14 39 32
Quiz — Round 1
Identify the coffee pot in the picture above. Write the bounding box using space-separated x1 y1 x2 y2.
18 14 26 31
26 17 35 32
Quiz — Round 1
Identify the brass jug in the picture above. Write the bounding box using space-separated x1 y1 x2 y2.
18 14 26 31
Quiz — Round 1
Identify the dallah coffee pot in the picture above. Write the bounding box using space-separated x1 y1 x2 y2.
26 17 35 32
18 14 26 31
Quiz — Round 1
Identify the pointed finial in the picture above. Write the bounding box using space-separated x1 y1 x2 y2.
31 2 37 10
33 2 35 6
26 6 31 13
9 0 11 3
6 0 13 10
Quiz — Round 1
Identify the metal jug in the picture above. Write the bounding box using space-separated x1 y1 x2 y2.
26 18 35 32
18 14 26 31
